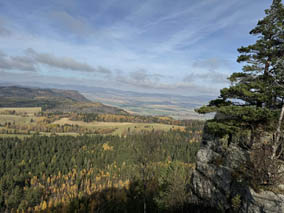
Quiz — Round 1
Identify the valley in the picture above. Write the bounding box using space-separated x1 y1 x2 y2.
83 88 213 120
0 86 207 212
0 90 206 212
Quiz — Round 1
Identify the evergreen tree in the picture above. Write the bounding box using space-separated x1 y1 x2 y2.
197 0 284 149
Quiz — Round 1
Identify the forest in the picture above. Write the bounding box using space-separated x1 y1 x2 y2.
0 127 211 212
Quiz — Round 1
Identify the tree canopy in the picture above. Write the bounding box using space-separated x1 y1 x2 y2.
197 0 284 143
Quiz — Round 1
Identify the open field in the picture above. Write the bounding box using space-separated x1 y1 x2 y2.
0 108 187 137
53 117 184 136
0 114 36 125
0 107 41 115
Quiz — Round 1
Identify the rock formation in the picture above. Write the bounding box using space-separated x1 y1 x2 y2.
191 134 284 212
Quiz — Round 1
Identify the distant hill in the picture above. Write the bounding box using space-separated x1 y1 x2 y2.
0 86 127 114
0 86 89 102
0 82 215 119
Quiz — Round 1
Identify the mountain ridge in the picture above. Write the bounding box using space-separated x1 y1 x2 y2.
0 86 90 102
0 86 127 114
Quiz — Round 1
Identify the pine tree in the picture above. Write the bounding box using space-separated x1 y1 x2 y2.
196 0 284 148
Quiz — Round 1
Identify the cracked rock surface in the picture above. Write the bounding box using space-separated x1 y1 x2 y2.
191 139 284 213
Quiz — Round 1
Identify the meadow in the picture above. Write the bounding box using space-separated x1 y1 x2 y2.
0 107 189 137
53 117 184 135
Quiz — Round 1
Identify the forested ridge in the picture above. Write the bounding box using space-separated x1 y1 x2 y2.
0 128 207 212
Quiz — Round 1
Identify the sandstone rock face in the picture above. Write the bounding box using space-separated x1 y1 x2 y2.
191 139 284 213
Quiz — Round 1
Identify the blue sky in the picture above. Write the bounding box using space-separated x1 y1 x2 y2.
0 0 272 96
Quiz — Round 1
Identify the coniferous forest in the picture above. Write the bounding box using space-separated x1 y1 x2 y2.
0 128 211 212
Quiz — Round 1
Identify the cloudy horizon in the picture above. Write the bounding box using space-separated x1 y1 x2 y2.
0 0 272 96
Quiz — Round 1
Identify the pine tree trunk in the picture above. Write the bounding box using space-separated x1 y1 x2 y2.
272 104 284 159
277 104 284 139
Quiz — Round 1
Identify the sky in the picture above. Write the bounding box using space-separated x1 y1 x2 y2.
0 0 272 96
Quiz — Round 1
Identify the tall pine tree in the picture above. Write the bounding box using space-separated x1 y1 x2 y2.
197 0 284 151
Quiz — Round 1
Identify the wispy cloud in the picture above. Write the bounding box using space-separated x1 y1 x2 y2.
0 49 111 74
183 58 230 84
129 69 163 83
115 69 220 95
49 11 93 37
183 71 228 84
116 69 163 88
0 51 36 71
148 1 247 54
26 48 111 74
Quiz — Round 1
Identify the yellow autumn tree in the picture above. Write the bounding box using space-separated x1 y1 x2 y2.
41 201 47 211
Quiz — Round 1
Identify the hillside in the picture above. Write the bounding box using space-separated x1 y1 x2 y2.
0 86 89 102
0 86 127 114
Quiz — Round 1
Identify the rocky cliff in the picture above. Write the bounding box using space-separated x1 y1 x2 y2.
191 134 284 212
